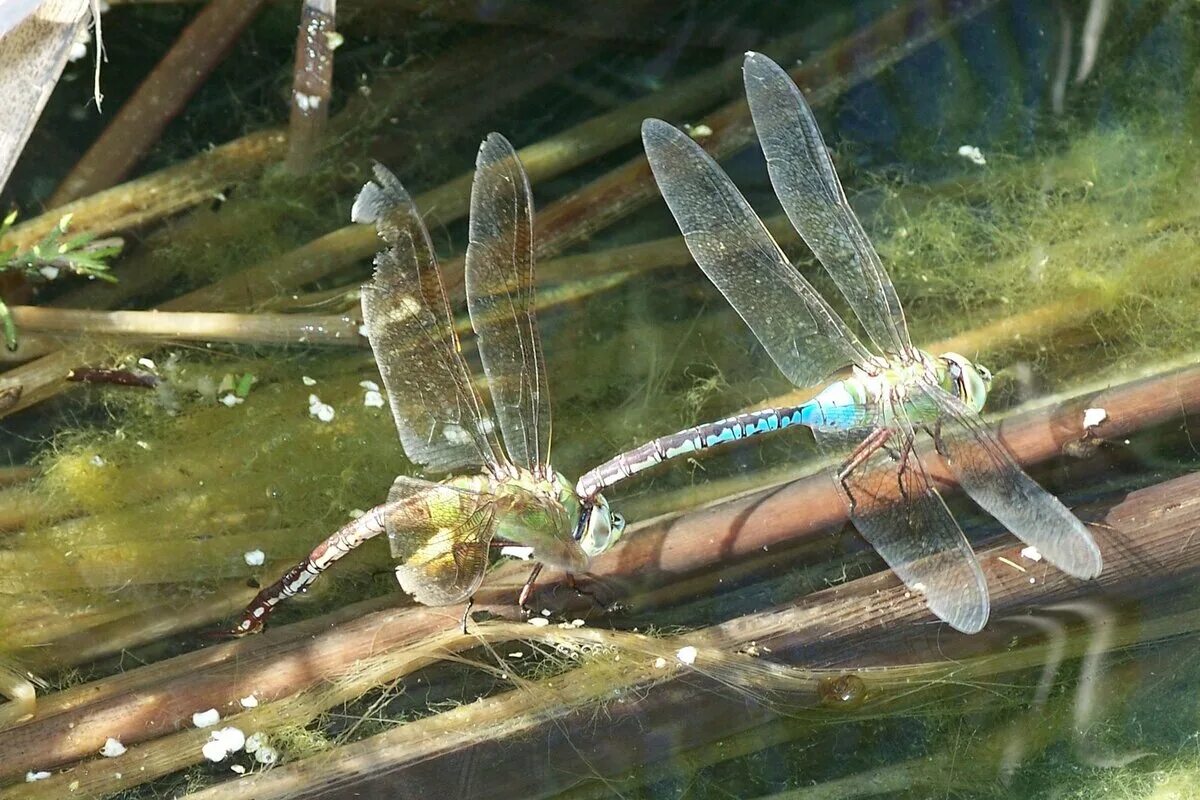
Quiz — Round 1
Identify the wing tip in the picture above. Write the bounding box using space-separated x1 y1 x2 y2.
351 162 409 226
939 599 990 635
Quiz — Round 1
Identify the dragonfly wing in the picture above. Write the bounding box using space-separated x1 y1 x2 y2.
813 412 990 634
383 475 497 606
354 164 506 474
743 52 913 358
918 382 1103 579
464 134 550 474
642 118 872 390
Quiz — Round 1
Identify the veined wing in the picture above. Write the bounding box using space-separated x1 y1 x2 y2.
812 409 989 634
464 134 550 475
353 164 505 474
384 476 498 606
642 118 872 390
743 52 913 359
918 382 1103 579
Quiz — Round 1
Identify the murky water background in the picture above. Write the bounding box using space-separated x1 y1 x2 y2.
1 1 1199 798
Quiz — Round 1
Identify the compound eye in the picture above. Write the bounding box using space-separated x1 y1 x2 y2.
611 512 626 532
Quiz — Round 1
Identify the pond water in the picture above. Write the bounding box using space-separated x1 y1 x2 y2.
1 1 1199 798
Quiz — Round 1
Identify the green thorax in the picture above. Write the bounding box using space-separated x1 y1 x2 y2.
446 468 588 573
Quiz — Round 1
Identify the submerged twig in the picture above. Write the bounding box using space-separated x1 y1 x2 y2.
48 0 270 205
285 0 337 174
12 306 363 347
66 367 159 388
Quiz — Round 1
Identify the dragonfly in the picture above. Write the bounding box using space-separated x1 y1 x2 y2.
232 133 625 635
575 52 1101 634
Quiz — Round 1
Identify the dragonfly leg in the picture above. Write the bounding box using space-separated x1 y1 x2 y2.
460 596 474 635
836 428 893 515
893 434 918 497
923 418 949 458
837 427 892 482
517 562 545 612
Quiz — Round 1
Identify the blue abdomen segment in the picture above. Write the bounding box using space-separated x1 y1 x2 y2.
799 381 867 432
575 380 870 499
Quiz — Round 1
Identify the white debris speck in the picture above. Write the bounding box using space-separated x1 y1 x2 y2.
192 708 221 728
358 324 369 338
1083 407 1107 429
348 508 365 519
363 390 385 408
1020 545 1043 562
202 740 229 762
137 357 156 370
90 455 105 467
676 646 698 665
570 619 585 628
541 608 552 617
220 393 243 407
294 92 321 112
202 727 247 762
254 745 279 765
25 771 51 782
653 657 667 669
99 738 126 757
240 694 259 708
957 145 986 166
231 764 246 775
1029 576 1037 584
499 545 535 560
508 651 524 658
39 265 61 280
324 31 344 50
308 394 335 423
136 440 150 450
688 123 713 139
911 581 927 593
528 617 550 628
301 376 317 386
244 733 267 753
243 550 265 567
359 380 379 391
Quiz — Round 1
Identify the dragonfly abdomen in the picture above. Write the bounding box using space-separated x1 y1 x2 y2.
577 405 807 499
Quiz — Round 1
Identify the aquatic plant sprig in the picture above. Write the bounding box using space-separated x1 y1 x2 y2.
0 211 122 351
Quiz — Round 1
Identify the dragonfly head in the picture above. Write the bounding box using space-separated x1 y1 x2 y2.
940 352 992 413
573 494 626 557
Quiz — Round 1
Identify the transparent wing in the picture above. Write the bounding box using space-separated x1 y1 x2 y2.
743 52 913 358
384 476 498 606
813 409 990 634
353 164 505 474
464 133 550 474
642 118 872 390
918 382 1103 579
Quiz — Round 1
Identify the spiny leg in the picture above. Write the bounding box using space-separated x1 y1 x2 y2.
893 433 917 498
460 596 475 635
837 427 892 514
517 562 544 612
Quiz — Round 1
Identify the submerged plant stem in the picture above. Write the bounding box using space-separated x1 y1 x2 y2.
9 306 364 347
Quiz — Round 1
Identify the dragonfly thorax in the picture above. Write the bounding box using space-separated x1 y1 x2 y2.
486 468 624 572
